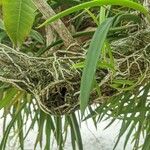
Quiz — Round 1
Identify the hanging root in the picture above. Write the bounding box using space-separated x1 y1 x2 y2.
0 28 150 115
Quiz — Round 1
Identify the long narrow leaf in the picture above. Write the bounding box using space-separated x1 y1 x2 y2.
70 113 83 150
38 0 150 28
0 102 26 150
80 17 114 115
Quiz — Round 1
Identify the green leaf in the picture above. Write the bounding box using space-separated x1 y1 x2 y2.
113 13 141 26
68 113 83 150
0 88 18 110
0 19 5 30
2 0 36 47
80 17 114 116
142 133 150 150
70 113 83 150
44 115 52 150
30 29 44 44
113 119 131 150
0 32 7 43
72 60 115 70
23 112 39 140
34 110 46 149
38 0 150 28
123 122 136 150
70 126 76 150
17 111 24 150
112 79 134 85
55 116 63 150
0 101 26 150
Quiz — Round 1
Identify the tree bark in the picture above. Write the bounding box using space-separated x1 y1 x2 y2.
33 0 80 51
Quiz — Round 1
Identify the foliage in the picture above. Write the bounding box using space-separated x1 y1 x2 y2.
0 0 150 150
39 0 150 27
2 0 36 47
80 17 114 115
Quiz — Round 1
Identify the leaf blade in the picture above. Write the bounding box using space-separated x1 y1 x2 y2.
38 0 149 28
80 17 114 116
2 0 36 47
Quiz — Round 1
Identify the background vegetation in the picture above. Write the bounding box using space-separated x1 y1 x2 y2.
0 0 150 149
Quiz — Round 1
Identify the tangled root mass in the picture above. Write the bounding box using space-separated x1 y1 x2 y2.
0 29 150 115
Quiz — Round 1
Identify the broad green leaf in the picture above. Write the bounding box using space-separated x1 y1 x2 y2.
2 0 36 47
80 17 114 115
0 20 44 44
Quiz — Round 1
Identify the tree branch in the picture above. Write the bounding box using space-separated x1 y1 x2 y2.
33 0 80 50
